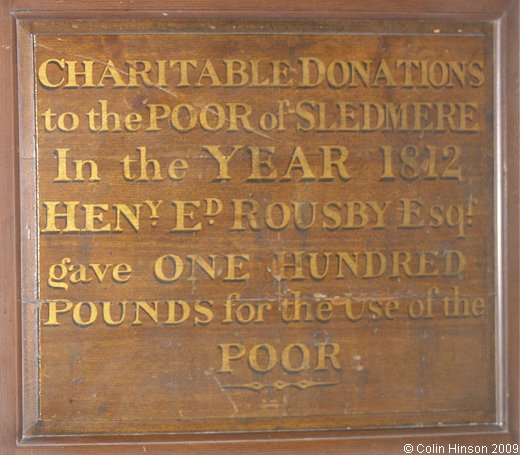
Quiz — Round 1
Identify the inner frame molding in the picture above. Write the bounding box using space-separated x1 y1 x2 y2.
12 14 514 447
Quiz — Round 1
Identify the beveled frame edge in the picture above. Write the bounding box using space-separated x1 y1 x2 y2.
0 1 516 453
14 15 501 441
16 19 39 441
499 0 519 442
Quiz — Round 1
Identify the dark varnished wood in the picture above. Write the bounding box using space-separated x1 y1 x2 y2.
0 0 518 453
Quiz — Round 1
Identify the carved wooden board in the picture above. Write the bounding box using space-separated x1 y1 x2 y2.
18 19 498 439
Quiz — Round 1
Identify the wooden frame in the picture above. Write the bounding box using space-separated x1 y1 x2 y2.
0 0 518 453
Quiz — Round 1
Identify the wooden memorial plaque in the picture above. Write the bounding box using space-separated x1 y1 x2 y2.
0 1 518 453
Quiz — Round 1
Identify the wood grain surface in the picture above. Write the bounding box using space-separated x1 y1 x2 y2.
1 0 519 454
